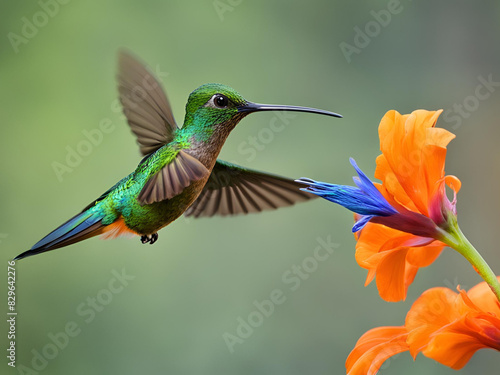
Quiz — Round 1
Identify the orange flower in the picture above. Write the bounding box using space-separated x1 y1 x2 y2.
298 109 461 301
360 110 461 301
346 278 500 374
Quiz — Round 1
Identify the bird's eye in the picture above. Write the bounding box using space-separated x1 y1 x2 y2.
214 94 229 108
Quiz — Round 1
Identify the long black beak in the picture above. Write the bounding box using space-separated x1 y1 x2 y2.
238 101 342 118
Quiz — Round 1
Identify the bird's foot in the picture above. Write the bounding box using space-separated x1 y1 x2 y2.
140 233 158 244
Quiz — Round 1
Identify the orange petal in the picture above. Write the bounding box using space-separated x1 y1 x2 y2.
377 110 402 147
423 311 500 369
406 242 444 267
423 331 492 369
346 326 409 375
405 288 460 358
406 287 464 355
375 155 415 210
410 109 442 131
375 248 409 302
422 144 447 199
376 109 454 219
384 111 430 215
403 263 419 292
365 268 376 286
425 125 455 148
445 175 461 194
466 277 500 316
355 222 443 302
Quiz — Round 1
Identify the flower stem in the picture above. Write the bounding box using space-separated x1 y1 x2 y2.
439 219 500 302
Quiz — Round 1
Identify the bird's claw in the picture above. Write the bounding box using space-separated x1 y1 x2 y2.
140 233 158 244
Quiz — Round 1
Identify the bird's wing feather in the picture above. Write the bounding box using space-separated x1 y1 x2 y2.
184 160 317 217
137 150 209 205
117 50 177 155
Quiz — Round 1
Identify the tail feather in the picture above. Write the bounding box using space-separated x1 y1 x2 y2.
15 211 105 261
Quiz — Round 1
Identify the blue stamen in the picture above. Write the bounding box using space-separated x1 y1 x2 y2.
296 158 398 232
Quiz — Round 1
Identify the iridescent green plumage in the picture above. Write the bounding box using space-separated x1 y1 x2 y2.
14 52 342 260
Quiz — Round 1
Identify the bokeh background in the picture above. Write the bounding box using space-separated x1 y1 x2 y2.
1 1 499 374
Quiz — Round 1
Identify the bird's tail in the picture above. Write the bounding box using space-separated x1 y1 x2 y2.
14 210 106 261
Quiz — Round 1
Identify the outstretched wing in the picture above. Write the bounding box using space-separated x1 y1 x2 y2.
138 150 209 205
117 50 177 155
185 160 317 218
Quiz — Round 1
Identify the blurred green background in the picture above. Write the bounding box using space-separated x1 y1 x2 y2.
1 1 500 374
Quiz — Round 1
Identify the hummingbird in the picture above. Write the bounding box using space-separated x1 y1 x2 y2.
14 51 342 261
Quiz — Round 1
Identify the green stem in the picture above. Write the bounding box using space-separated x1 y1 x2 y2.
439 219 500 302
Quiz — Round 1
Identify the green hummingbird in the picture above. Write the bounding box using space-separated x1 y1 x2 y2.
14 51 341 261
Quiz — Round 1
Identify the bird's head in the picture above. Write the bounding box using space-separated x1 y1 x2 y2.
182 83 342 141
